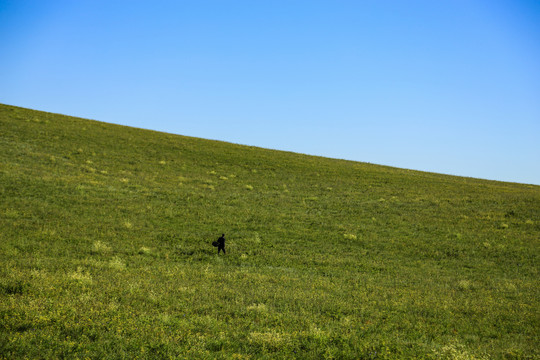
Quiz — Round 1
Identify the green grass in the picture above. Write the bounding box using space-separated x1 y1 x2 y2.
1 103 539 359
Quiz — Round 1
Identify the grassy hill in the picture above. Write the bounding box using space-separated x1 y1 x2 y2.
1 103 538 359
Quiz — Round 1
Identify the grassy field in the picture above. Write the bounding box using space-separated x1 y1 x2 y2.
0 103 539 359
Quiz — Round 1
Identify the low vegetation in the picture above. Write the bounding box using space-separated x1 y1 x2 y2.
1 104 538 359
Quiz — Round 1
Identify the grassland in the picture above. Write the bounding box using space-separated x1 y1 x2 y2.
0 103 539 359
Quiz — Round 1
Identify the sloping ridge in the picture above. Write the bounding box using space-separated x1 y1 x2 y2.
1 103 539 358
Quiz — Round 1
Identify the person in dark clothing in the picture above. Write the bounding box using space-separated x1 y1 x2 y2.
217 234 226 254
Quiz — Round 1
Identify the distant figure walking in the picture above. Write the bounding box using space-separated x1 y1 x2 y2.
217 234 226 255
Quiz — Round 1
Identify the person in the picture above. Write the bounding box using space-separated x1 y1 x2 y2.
217 234 226 255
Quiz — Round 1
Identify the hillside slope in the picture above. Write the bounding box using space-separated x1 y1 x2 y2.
1 103 539 359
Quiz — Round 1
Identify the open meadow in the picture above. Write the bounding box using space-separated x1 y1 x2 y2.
1 104 539 359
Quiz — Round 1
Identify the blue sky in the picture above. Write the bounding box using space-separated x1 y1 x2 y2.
1 1 539 185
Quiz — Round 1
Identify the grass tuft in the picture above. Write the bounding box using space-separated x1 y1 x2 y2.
69 267 93 285
91 240 112 255
109 256 126 270
138 246 152 255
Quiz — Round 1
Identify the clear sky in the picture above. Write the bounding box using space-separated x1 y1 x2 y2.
1 1 539 185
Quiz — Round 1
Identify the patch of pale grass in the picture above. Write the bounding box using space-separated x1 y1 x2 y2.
82 165 96 173
108 301 119 311
247 303 267 312
30 269 48 279
457 280 473 291
109 256 126 270
434 343 489 360
138 246 152 255
499 279 517 292
254 233 261 243
91 241 112 255
159 313 173 325
3 209 20 219
69 267 93 285
249 330 286 348
178 286 195 294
